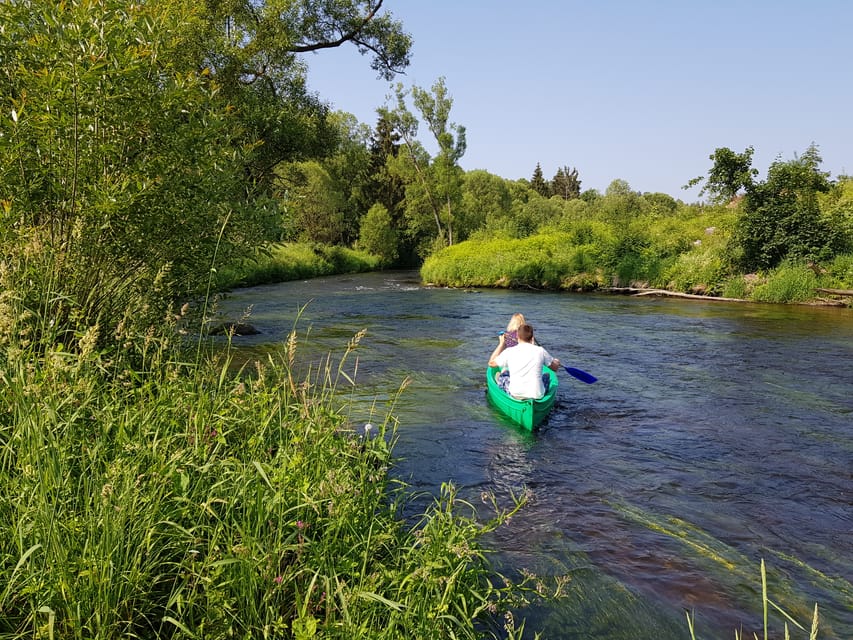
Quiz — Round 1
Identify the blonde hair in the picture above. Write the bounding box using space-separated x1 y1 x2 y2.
506 313 525 331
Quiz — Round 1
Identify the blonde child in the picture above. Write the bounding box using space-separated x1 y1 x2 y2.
489 313 526 363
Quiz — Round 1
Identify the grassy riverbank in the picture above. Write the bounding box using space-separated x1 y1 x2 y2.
0 315 557 638
420 232 853 307
215 243 383 290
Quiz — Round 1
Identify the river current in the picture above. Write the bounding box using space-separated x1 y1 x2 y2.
215 270 852 639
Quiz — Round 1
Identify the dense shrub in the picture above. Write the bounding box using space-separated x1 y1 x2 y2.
665 247 728 295
752 262 821 303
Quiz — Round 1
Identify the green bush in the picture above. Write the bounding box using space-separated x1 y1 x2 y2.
823 252 853 289
421 234 585 289
665 247 727 294
752 262 820 303
721 275 751 299
358 203 400 267
0 0 264 344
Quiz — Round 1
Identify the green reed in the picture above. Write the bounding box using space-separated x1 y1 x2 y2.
0 308 557 639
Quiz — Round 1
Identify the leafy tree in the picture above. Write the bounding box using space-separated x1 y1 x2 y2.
580 188 602 204
551 166 581 200
167 0 413 189
362 113 413 263
461 170 513 235
605 179 634 198
274 161 346 245
411 77 467 245
600 180 644 222
382 78 466 255
358 203 398 266
530 163 550 197
0 0 262 341
642 192 680 217
365 113 406 218
818 177 853 253
686 146 759 204
517 194 563 238
321 112 373 245
733 145 839 270
0 0 415 345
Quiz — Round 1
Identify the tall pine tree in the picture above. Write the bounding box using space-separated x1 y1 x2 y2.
530 163 551 197
551 165 581 200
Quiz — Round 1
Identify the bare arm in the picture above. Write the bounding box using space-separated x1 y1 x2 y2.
548 357 562 372
488 334 506 367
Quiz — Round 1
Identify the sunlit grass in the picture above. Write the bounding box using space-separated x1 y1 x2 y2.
0 314 561 638
215 242 382 290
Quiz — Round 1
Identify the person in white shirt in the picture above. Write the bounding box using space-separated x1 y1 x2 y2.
488 323 561 400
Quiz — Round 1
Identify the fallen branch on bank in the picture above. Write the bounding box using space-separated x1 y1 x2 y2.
815 287 853 296
602 287 750 303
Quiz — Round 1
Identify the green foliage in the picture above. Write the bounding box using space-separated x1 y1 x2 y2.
823 252 853 289
529 163 550 197
818 177 853 253
721 274 750 299
381 79 466 254
421 233 607 290
170 0 412 188
665 247 727 295
751 262 820 303
643 192 680 217
423 196 752 295
518 195 564 237
732 145 841 271
358 204 399 267
0 0 273 346
216 243 381 289
322 112 375 245
461 170 513 234
687 146 759 204
599 180 645 223
601 223 671 287
0 310 558 638
550 166 581 200
275 161 347 244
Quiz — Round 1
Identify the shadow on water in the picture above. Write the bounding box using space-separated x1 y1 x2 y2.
215 271 853 639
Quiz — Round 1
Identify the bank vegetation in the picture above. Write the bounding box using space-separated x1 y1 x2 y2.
0 1 837 637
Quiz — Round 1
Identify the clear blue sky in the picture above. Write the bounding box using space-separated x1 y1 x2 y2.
302 1 851 202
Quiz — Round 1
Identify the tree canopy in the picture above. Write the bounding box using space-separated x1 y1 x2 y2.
0 0 413 345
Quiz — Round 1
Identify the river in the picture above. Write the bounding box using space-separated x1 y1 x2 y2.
214 270 852 639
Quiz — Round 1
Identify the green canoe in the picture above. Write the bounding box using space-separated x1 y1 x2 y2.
485 365 559 430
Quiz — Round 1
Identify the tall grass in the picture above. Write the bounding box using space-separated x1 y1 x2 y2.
752 262 821 304
215 243 382 290
0 311 556 638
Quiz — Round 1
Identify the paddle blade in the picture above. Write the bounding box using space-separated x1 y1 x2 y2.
564 366 597 384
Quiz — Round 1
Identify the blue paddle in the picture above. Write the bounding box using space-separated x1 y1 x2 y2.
563 366 597 384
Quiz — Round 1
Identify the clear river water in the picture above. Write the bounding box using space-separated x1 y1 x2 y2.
215 270 852 640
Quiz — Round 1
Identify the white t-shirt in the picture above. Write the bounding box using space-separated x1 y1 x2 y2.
494 341 554 399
